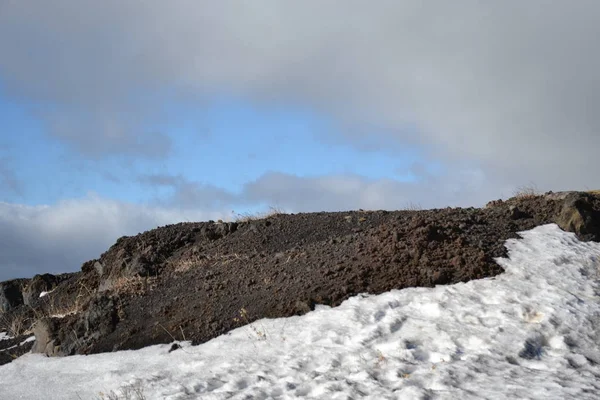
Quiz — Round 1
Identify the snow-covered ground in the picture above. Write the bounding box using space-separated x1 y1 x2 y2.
1 224 600 400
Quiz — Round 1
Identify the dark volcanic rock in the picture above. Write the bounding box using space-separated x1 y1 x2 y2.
0 334 34 365
552 192 600 241
31 317 63 356
23 274 61 306
0 279 27 312
1 191 599 363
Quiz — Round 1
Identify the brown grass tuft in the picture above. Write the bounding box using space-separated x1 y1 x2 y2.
0 311 33 337
232 206 285 223
513 183 540 199
109 276 158 296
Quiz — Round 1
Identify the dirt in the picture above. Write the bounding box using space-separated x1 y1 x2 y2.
1 191 599 364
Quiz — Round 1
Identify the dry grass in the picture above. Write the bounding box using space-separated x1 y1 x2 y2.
0 284 93 338
0 311 34 337
375 349 388 368
403 202 423 211
106 276 158 297
173 252 249 273
513 184 540 199
95 381 146 400
37 283 91 319
232 206 285 223
172 258 206 273
233 307 268 341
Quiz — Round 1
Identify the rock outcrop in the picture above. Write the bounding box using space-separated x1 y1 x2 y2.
1 191 599 365
551 191 600 241
0 279 27 313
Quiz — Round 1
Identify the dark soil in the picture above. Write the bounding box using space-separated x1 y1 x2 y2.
1 191 599 364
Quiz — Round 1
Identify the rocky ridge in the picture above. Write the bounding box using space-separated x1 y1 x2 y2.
1 191 599 364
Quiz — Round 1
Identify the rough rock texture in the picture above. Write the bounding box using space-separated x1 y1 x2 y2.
22 273 74 306
31 317 62 356
1 191 599 363
551 192 600 241
0 279 27 313
0 335 34 365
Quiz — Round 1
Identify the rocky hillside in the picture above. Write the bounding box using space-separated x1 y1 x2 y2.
1 191 599 365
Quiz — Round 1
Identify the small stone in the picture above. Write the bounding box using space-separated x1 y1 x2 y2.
168 343 181 353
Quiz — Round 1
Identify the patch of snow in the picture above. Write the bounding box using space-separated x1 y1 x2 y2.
39 287 57 298
1 224 600 399
0 332 12 341
20 336 35 346
49 311 78 319
0 336 35 353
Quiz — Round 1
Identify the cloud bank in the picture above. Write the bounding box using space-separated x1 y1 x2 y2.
1 1 599 188
0 196 226 280
140 169 508 213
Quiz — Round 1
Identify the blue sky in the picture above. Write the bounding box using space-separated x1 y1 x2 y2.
1 1 599 280
1 91 425 207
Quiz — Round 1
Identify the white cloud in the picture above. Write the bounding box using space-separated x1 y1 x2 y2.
0 195 227 280
243 170 512 212
140 168 514 213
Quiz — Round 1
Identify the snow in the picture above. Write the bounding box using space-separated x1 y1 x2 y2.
1 224 600 399
40 288 57 298
0 332 12 341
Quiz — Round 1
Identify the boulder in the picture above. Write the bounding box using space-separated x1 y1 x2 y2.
509 205 530 220
22 274 60 306
31 318 62 356
31 316 83 357
83 295 120 339
0 279 27 313
554 192 600 241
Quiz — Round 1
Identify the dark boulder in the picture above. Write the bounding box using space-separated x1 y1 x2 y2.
22 274 61 306
0 279 27 312
31 315 82 357
551 192 600 241
31 317 63 356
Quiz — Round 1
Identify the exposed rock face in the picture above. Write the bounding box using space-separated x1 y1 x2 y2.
30 294 122 357
22 274 61 306
0 333 34 364
31 318 63 356
553 192 600 241
0 279 27 313
0 191 598 364
81 222 238 282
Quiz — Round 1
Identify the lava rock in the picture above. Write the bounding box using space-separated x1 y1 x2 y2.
0 279 27 312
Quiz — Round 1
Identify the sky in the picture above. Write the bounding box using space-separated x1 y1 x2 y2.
2 224 600 399
1 1 600 279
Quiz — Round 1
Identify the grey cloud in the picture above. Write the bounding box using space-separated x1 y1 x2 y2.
39 108 172 159
1 1 599 188
138 174 238 209
0 1 172 158
145 169 514 213
242 171 511 212
138 174 186 187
